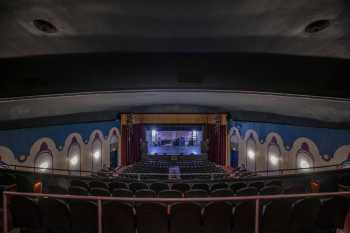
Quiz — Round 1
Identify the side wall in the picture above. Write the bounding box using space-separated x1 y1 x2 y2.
228 119 350 172
0 119 121 174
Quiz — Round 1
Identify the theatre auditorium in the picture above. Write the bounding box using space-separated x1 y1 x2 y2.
1 1 350 233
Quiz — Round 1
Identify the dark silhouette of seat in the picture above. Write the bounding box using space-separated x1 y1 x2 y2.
289 198 321 233
15 174 33 192
236 187 258 196
70 179 89 190
210 188 234 197
230 182 247 193
69 186 89 195
10 196 42 231
259 185 282 195
135 189 156 198
103 202 135 233
90 187 111 196
171 183 191 193
109 182 128 191
149 183 169 194
185 189 208 198
158 190 182 198
261 199 291 233
265 180 282 187
284 184 306 194
136 203 168 233
112 188 133 197
232 200 255 233
47 185 68 194
203 202 232 233
0 174 16 185
89 181 108 190
248 181 265 190
39 198 71 233
170 203 202 233
211 183 228 191
70 200 97 233
129 182 148 193
192 183 210 192
316 196 348 231
338 173 350 186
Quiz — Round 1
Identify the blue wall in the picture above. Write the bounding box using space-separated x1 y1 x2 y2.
229 120 350 157
0 120 120 158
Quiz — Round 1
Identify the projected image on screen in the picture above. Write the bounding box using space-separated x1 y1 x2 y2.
145 126 203 155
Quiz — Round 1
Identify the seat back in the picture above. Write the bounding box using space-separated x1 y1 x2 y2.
112 188 133 197
248 181 265 190
90 187 111 196
259 185 282 195
10 196 42 229
185 189 208 198
103 202 135 233
192 183 210 192
230 182 247 193
158 190 182 198
135 189 156 198
136 203 168 233
69 186 89 195
70 179 89 190
70 200 97 233
149 183 169 194
39 198 71 233
203 202 232 233
236 187 258 196
289 198 321 233
232 200 255 233
170 203 202 233
109 182 128 191
265 180 282 187
89 181 108 190
47 185 68 194
210 188 234 197
129 182 148 193
171 183 191 193
261 199 291 233
316 196 348 230
211 183 228 191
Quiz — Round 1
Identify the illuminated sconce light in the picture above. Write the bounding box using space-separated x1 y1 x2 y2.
70 155 79 166
299 158 311 169
247 149 255 160
93 150 101 160
269 154 279 166
39 161 49 172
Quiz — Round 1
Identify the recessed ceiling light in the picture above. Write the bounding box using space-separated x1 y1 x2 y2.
305 19 331 33
33 19 57 33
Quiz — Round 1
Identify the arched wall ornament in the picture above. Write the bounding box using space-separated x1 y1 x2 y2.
0 146 17 166
295 142 314 172
67 136 81 174
91 133 103 172
34 142 53 173
246 133 257 171
266 136 282 173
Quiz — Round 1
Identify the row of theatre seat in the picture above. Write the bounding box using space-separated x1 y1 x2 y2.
10 194 348 233
52 179 303 198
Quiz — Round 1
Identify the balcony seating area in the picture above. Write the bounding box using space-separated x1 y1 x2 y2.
8 192 349 233
2 169 350 233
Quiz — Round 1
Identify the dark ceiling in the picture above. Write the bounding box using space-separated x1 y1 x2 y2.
1 0 350 58
1 0 350 127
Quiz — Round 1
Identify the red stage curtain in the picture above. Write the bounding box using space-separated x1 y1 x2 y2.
121 124 145 166
207 124 226 166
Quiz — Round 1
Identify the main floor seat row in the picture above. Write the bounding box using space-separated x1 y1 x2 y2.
10 195 348 233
